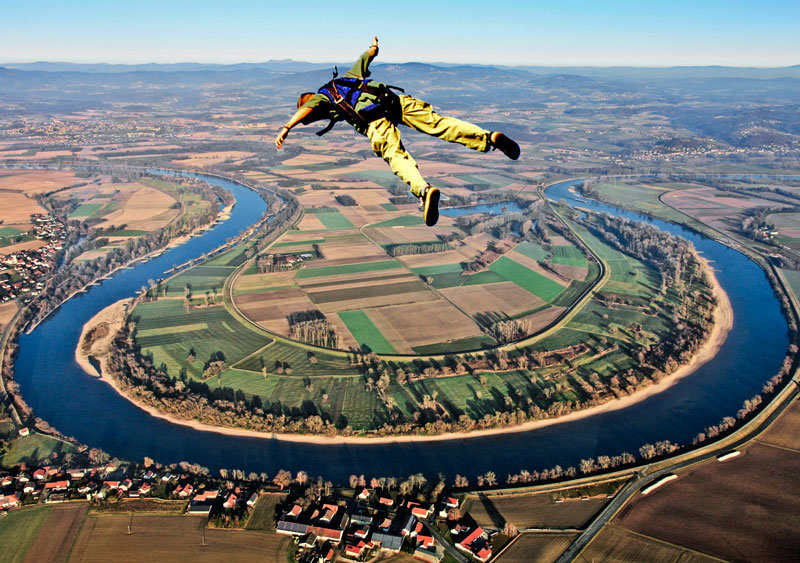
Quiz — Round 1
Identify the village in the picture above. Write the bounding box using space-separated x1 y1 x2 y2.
0 213 66 304
0 440 496 563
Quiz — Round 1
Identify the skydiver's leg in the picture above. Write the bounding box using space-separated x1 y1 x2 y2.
365 117 429 198
398 95 492 152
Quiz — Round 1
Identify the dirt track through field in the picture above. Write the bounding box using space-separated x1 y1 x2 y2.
24 502 88 563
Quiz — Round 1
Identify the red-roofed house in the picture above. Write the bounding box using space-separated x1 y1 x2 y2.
287 504 302 518
345 539 373 558
45 480 69 492
357 488 371 501
194 490 219 503
411 505 432 519
378 496 393 507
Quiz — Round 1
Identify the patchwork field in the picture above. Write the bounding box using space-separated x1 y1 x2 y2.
0 505 54 563
134 299 273 380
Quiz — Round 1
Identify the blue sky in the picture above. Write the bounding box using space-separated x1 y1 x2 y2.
2 0 799 66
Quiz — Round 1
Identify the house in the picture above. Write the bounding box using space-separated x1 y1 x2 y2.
444 497 459 508
120 479 133 491
456 526 492 562
344 539 373 558
194 490 218 503
247 492 258 507
414 546 443 563
357 488 371 501
298 532 318 549
378 496 394 507
188 502 213 516
1 475 13 487
45 480 69 492
18 428 30 437
138 483 151 496
414 523 435 550
411 505 433 519
0 493 21 509
287 504 303 518
66 469 86 480
33 469 47 481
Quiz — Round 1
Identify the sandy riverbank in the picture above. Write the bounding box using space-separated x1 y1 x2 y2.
76 265 733 445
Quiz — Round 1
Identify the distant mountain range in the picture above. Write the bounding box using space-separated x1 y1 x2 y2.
3 60 799 80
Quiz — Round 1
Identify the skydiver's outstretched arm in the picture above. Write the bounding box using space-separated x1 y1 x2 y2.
275 106 313 149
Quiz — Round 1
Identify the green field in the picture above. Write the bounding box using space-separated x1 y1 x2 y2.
514 241 550 262
68 202 105 218
551 245 588 266
271 238 324 248
295 259 403 279
0 226 23 237
456 173 514 188
134 299 272 379
411 263 463 276
108 229 150 236
489 257 565 301
411 334 497 354
0 506 54 563
780 268 800 301
369 215 424 228
246 494 285 530
315 211 355 229
338 310 397 354
380 203 399 211
1 433 74 467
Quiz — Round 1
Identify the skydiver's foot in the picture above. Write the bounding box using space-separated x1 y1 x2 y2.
490 132 520 160
421 185 440 227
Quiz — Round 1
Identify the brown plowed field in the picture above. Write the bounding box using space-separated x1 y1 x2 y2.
755 399 800 450
439 283 543 317
24 502 87 563
495 533 577 563
366 299 482 349
317 290 438 314
467 493 607 529
93 184 179 232
69 514 289 562
552 264 588 281
319 242 385 261
616 442 800 562
520 306 565 332
309 280 428 305
296 214 326 230
582 524 719 562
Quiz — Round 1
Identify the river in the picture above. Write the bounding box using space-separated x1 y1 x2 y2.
13 176 789 483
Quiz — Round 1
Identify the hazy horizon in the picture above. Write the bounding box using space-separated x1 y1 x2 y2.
4 0 800 67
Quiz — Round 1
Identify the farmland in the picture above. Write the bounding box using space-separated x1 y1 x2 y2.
495 533 577 563
123 177 694 434
581 524 719 562
613 440 800 561
465 488 612 529
0 505 53 563
133 299 272 380
69 514 290 562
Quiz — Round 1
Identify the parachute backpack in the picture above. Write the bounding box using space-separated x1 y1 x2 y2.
315 66 404 136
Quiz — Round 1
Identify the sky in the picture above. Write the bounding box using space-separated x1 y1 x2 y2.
2 0 799 67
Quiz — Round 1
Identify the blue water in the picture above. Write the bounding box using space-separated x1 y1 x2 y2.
12 177 789 483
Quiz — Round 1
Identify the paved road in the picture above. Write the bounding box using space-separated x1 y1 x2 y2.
422 520 469 563
556 380 800 562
